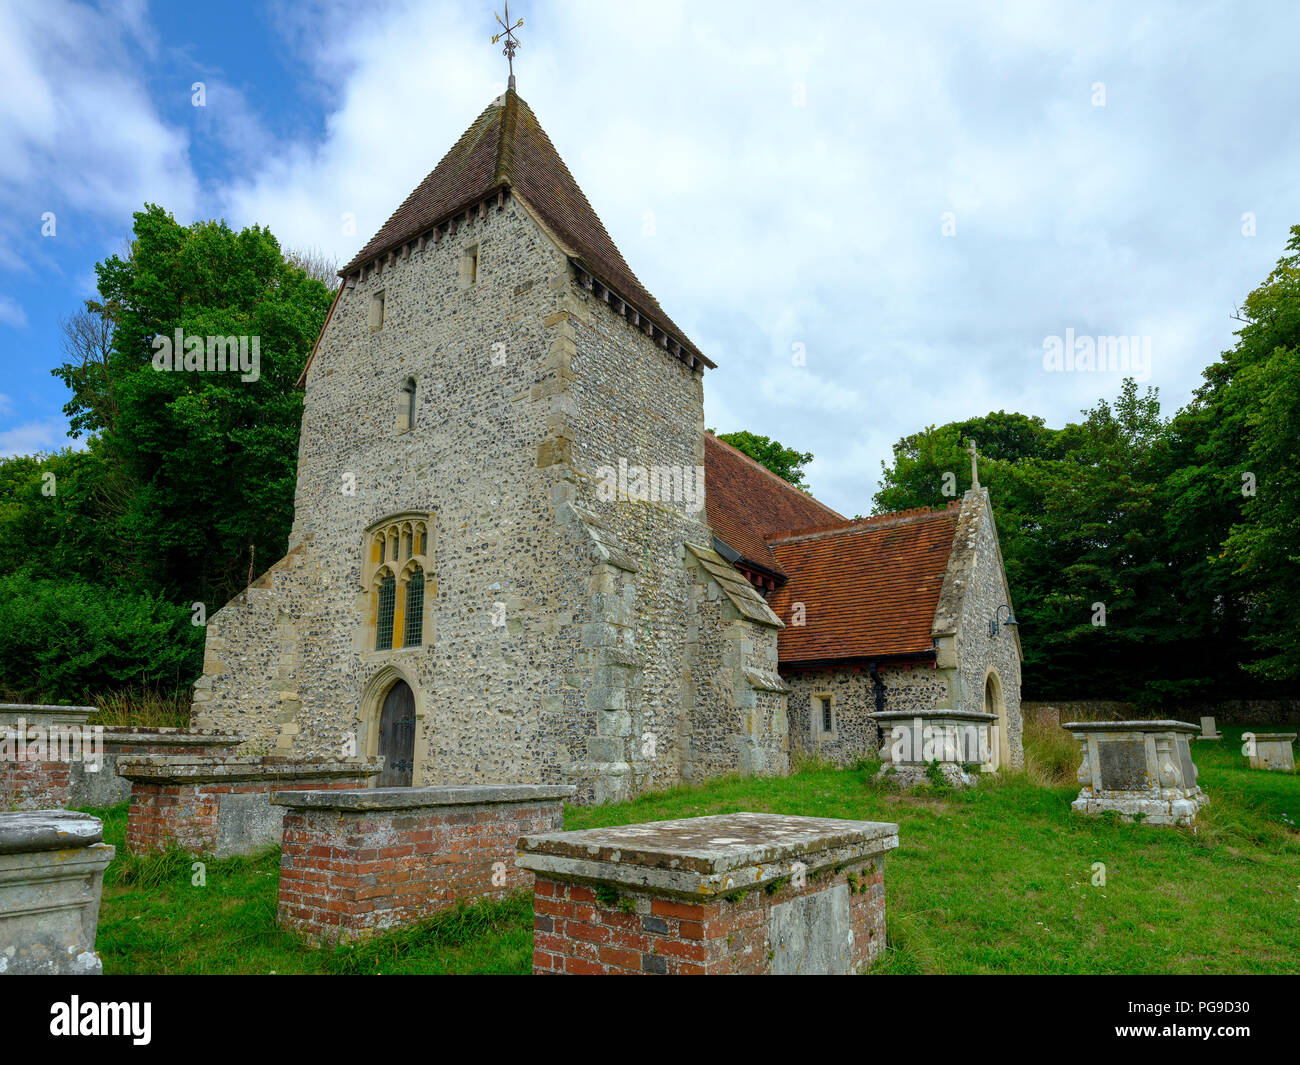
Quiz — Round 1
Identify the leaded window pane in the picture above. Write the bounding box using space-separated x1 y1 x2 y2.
376 575 396 650
403 571 424 647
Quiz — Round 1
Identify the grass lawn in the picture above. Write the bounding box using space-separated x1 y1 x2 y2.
90 723 1299 974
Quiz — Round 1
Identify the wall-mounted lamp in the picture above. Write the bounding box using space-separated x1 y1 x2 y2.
989 604 1018 638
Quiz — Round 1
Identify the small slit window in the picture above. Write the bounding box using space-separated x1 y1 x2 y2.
399 377 416 432
369 290 385 332
814 694 834 738
459 245 479 289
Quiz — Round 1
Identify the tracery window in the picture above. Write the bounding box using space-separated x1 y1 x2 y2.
365 513 432 650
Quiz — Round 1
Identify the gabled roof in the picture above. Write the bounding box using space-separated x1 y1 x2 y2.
339 88 709 367
703 433 845 576
766 506 962 662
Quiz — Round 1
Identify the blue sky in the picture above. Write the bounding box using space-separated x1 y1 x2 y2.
2 0 1298 514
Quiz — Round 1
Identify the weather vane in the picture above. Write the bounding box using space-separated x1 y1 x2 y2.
492 3 524 88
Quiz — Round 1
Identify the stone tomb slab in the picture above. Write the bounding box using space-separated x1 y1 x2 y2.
273 784 574 945
1065 720 1207 826
517 811 900 975
1248 733 1296 772
0 811 114 974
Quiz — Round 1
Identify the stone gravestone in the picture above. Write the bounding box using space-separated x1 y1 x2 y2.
0 811 114 974
1197 716 1221 741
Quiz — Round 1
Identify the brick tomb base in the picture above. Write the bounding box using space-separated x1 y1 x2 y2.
0 725 242 810
121 756 382 858
516 811 900 975
274 785 574 945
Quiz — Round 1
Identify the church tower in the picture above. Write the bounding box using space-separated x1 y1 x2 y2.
191 86 792 802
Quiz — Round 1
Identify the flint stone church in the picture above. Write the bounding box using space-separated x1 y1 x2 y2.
192 86 1023 802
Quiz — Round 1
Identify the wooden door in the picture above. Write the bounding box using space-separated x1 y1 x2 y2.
377 680 416 787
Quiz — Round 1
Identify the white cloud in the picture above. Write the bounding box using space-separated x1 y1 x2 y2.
0 0 197 271
0 417 72 458
6 0 1292 513
211 1 1300 513
0 296 27 328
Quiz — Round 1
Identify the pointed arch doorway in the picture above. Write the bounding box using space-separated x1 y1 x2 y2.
377 679 416 787
984 670 1009 769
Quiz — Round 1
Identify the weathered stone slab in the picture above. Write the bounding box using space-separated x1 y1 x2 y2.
769 882 853 975
517 811 899 974
1247 733 1296 772
273 784 574 945
0 812 114 974
1197 716 1221 740
1065 720 1207 826
1098 738 1148 791
0 705 96 728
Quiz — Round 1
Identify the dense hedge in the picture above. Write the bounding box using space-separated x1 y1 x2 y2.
0 575 202 703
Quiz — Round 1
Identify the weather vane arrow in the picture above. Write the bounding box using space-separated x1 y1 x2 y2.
491 3 524 88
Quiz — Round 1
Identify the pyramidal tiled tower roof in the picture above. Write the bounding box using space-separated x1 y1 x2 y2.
341 88 710 368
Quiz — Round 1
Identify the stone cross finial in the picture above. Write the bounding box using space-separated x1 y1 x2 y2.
969 439 979 488
492 2 524 88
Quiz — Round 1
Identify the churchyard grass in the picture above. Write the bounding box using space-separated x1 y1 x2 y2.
88 725 1298 974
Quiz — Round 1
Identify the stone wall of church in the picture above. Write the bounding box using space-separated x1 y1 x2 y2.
680 575 788 782
945 489 1024 769
196 196 589 786
550 267 790 799
783 664 948 765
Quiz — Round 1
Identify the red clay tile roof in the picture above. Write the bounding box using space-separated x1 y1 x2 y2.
704 433 845 576
340 89 710 367
767 506 961 662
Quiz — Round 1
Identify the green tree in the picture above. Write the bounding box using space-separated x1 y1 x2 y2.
1202 225 1300 680
712 430 814 489
54 204 333 606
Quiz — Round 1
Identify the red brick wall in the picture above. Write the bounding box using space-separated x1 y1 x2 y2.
126 776 367 854
277 801 564 945
0 756 71 809
533 857 887 975
1 736 241 811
